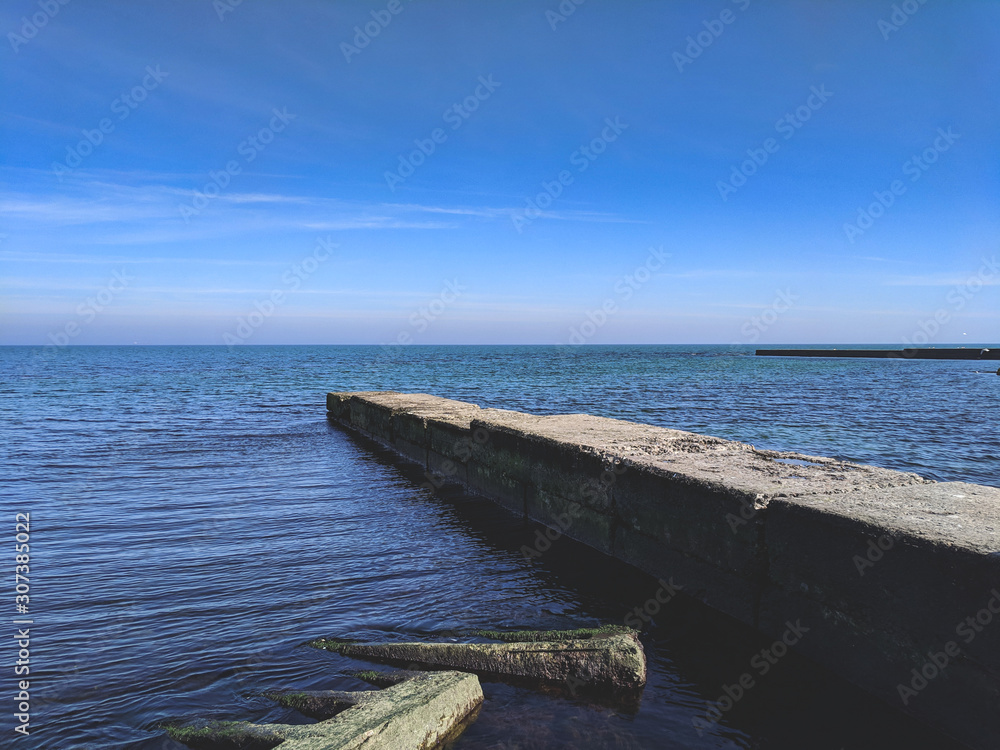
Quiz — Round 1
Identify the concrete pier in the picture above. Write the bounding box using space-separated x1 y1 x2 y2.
326 391 1000 750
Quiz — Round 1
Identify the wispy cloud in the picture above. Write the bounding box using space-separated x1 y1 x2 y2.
0 251 286 266
0 172 643 241
884 272 999 287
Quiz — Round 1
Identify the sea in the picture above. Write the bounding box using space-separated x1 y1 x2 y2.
2 344 996 749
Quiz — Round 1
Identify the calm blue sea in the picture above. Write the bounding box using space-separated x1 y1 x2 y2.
2 344 995 749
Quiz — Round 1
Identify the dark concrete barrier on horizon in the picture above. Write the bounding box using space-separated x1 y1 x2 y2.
756 347 1000 360
326 390 1000 749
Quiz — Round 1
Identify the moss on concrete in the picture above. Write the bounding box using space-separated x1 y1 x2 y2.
267 690 360 721
165 720 282 750
306 637 355 653
470 624 635 642
347 669 427 688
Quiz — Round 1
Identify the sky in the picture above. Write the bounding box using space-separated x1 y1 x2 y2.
1 0 998 346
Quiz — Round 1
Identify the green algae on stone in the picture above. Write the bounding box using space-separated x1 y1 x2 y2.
346 669 427 688
267 689 361 720
469 624 635 643
165 720 283 750
307 637 357 653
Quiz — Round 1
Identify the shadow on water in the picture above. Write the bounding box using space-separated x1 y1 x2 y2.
329 425 969 750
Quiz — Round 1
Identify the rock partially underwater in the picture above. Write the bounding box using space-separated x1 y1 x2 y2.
166 670 482 750
308 625 647 693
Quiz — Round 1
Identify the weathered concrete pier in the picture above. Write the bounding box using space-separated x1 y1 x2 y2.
327 391 1000 749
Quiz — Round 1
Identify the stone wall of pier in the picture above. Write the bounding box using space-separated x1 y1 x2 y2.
326 390 999 750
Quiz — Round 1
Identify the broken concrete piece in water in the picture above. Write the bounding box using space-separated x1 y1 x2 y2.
267 690 365 721
167 670 482 750
309 626 647 691
346 669 428 688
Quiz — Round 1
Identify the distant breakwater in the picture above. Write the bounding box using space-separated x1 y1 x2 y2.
756 347 999 360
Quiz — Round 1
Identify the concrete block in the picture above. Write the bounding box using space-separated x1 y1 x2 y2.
391 411 426 450
347 396 395 441
310 631 646 691
765 482 1000 674
526 485 615 556
427 419 474 465
467 460 525 515
428 448 467 486
326 391 353 419
614 447 924 578
168 671 483 750
614 525 758 624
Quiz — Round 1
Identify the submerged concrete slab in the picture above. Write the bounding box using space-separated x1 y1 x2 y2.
168 670 482 750
326 391 1000 749
308 629 646 691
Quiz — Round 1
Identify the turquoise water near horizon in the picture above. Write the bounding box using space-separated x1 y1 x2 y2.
1 344 994 749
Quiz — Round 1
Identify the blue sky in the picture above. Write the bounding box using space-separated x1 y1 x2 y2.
1 0 997 345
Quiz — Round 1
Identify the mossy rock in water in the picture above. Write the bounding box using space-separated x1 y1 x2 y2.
165 720 282 750
305 627 646 690
166 671 483 750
